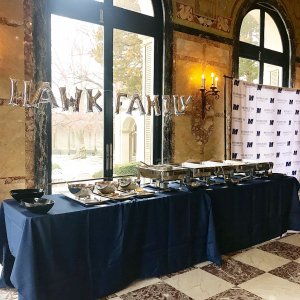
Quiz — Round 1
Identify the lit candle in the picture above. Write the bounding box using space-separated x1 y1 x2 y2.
215 77 218 88
201 74 205 89
211 72 215 86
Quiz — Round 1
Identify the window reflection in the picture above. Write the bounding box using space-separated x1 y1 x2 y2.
263 63 282 87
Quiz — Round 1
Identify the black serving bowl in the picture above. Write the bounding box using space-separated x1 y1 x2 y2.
21 198 54 214
10 189 44 202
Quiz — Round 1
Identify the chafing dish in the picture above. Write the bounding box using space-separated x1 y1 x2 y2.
138 164 189 182
181 161 224 178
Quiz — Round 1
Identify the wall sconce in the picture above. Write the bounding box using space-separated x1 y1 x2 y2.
200 73 220 118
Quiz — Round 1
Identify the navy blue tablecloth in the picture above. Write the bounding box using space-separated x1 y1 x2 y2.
0 189 220 300
206 176 300 254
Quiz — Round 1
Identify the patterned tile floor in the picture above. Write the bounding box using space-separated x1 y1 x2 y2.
2 232 300 300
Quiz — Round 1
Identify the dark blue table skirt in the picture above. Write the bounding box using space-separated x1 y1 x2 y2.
0 189 220 300
206 176 300 254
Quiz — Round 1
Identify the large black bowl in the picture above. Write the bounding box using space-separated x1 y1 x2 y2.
10 189 44 202
21 198 54 214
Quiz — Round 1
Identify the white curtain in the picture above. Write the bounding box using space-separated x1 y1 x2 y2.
231 79 300 179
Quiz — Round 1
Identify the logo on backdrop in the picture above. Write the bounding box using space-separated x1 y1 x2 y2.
277 131 281 136
257 154 261 159
277 109 281 115
257 108 261 113
232 129 239 135
248 119 254 124
232 153 238 159
290 99 294 104
270 120 274 125
289 120 292 125
295 130 298 135
294 150 298 155
233 104 239 110
256 131 261 136
270 98 275 103
276 152 280 158
296 110 300 115
269 142 274 147
247 142 253 148
286 161 292 167
292 171 297 175
249 95 254 101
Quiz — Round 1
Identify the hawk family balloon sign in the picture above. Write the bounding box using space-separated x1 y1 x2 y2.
6 78 193 116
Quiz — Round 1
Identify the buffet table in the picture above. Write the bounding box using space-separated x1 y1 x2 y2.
1 176 300 300
0 189 220 300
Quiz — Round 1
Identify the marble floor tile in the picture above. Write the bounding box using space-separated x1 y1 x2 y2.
279 233 300 247
206 287 263 300
240 273 300 300
160 267 196 280
0 288 18 300
269 261 300 285
164 268 233 300
116 278 161 296
201 258 264 285
257 240 300 260
119 282 192 300
232 248 290 272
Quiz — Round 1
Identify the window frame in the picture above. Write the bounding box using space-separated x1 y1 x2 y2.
237 3 290 86
48 0 164 183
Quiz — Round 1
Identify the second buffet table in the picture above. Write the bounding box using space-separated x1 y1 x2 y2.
1 175 300 300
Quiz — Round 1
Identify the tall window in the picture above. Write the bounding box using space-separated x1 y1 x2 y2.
237 3 290 87
49 0 163 192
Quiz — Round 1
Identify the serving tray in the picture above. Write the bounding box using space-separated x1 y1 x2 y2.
64 192 111 206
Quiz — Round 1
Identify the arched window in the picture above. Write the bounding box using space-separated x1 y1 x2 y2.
49 0 164 192
237 3 290 87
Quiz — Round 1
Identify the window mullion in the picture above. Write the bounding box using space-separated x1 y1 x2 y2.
258 9 265 84
103 1 114 178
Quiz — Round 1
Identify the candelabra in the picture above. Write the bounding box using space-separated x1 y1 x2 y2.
199 73 220 119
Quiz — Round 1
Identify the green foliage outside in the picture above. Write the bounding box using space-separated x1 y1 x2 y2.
92 170 104 179
91 23 143 95
92 162 139 179
239 58 259 83
52 163 61 170
114 162 139 177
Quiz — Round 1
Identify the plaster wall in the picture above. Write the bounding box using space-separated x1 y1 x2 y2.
172 32 231 162
0 0 26 199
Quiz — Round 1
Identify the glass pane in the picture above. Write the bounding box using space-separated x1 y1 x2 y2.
95 0 103 2
239 57 259 83
113 0 154 17
240 9 260 46
264 13 283 52
263 63 282 86
51 15 104 193
113 29 154 176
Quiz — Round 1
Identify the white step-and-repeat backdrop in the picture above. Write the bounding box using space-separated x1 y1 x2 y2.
231 79 300 179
